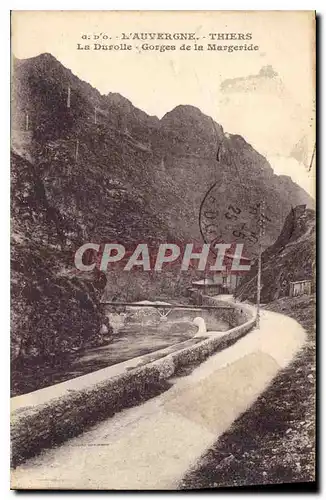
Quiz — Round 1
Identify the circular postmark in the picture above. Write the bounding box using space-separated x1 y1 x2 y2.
199 182 272 258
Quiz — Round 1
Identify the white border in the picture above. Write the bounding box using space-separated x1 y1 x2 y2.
1 1 322 10
1 2 323 499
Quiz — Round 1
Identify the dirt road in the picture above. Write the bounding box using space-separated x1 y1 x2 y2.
11 308 306 490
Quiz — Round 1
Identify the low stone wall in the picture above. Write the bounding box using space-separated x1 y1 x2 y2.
200 295 253 327
11 302 256 468
11 364 170 467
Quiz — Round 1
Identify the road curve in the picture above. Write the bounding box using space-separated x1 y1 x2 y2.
11 308 306 490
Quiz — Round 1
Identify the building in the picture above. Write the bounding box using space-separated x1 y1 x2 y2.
191 251 252 296
191 278 223 296
289 280 312 297
192 273 241 296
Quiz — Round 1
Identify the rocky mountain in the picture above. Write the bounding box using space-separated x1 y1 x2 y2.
12 53 313 243
11 53 314 376
235 205 316 303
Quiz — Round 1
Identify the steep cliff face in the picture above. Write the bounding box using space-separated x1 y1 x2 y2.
236 206 316 303
11 53 314 372
11 152 109 371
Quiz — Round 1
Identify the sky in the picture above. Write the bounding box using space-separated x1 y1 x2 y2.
12 11 316 197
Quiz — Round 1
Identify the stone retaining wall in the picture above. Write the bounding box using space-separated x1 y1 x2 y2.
200 295 253 327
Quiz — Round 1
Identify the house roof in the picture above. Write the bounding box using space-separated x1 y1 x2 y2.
192 278 217 286
290 279 312 285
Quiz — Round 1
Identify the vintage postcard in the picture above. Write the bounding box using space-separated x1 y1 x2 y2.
10 10 316 490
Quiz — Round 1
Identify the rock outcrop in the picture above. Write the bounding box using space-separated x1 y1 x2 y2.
236 205 315 302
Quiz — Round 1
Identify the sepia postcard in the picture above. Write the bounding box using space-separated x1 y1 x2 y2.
10 10 316 490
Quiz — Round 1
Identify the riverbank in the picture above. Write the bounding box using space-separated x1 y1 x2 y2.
11 318 198 397
12 297 234 396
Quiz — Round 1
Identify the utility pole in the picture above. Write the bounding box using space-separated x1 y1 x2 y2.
75 138 79 163
308 142 316 172
94 107 97 125
67 86 71 109
256 201 266 328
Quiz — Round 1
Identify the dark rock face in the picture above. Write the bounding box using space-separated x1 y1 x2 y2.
11 151 109 381
236 206 316 303
11 53 314 378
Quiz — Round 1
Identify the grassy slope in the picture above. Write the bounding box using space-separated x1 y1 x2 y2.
180 294 316 489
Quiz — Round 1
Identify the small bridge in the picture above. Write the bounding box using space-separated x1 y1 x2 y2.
101 301 232 319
